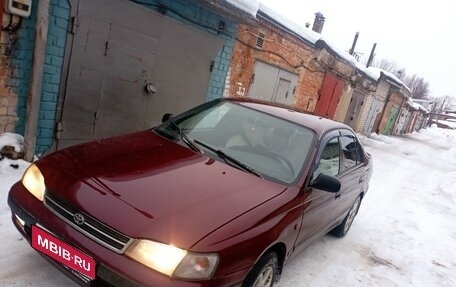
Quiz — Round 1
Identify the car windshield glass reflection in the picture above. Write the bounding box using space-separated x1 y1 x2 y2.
156 101 315 184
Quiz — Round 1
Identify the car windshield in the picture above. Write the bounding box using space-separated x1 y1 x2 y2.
156 101 315 184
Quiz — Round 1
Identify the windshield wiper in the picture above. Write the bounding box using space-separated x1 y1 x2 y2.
194 139 262 178
169 121 203 154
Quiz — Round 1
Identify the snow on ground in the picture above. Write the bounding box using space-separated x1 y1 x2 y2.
1 126 456 286
0 133 24 154
278 126 456 287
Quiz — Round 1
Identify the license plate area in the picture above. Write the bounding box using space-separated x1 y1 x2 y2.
31 225 96 280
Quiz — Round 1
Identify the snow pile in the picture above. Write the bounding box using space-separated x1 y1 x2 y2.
0 133 30 177
226 0 259 17
437 120 456 129
411 101 428 113
0 132 24 152
0 133 28 175
436 171 456 209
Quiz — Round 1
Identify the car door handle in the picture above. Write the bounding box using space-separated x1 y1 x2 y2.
335 193 341 199
359 177 364 183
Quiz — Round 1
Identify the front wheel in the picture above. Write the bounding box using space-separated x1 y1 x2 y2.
242 252 278 287
331 195 361 237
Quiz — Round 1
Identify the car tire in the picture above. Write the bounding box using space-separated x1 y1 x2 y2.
331 195 361 238
242 252 278 287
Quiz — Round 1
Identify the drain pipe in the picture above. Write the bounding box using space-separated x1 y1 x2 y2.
24 0 51 161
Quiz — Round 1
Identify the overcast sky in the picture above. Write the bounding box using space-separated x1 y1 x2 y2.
259 0 456 99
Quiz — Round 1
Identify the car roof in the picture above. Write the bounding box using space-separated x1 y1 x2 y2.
225 98 352 137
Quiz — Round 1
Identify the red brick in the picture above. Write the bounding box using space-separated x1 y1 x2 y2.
227 20 355 113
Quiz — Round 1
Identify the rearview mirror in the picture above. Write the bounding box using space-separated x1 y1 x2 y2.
310 173 341 193
162 113 173 123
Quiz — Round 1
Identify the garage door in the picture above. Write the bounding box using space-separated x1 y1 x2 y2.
314 73 345 119
248 61 297 105
58 0 223 148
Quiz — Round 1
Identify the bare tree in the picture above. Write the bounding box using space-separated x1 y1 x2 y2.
370 58 431 99
429 95 455 113
403 74 430 99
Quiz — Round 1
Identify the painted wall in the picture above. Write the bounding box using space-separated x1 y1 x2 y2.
9 0 70 154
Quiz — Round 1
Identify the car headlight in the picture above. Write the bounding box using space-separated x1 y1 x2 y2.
21 164 45 201
125 240 218 280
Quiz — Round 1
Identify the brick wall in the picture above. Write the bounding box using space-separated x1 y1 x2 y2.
38 0 71 152
4 0 70 154
0 56 17 132
227 21 325 112
0 13 22 133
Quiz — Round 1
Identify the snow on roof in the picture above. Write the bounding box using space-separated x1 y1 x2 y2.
257 3 359 66
316 37 358 66
258 3 320 44
359 66 399 84
409 100 429 113
233 2 412 90
225 0 259 17
355 64 412 93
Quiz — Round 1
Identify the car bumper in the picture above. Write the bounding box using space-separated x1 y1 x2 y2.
8 182 244 287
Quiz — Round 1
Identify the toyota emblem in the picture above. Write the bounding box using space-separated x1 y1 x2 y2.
73 213 85 226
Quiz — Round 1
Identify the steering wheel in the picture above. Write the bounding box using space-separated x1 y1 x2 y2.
268 151 295 176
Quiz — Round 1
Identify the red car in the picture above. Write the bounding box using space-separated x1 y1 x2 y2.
8 98 372 287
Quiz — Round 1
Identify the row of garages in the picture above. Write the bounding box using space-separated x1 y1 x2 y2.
0 0 429 159
223 3 429 138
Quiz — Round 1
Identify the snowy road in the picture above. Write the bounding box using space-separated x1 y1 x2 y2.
1 127 455 286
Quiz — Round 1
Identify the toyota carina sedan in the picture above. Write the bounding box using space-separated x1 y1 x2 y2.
8 98 372 287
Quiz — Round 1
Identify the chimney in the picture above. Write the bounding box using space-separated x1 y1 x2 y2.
349 32 359 56
366 43 377 68
312 12 325 34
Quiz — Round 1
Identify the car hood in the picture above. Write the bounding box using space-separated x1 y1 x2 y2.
37 130 287 249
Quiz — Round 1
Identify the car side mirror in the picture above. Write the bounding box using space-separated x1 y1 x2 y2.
162 113 173 123
310 173 341 193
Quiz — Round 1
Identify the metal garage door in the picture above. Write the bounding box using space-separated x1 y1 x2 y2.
344 90 364 128
313 72 345 119
363 98 384 135
57 0 223 148
248 61 297 105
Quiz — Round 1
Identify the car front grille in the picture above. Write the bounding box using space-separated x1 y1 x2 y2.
44 191 133 254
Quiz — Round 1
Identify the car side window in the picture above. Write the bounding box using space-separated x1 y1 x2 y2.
354 139 364 164
315 137 340 178
340 135 359 171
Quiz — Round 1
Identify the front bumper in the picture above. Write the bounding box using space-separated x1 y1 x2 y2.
8 187 140 287
7 182 243 287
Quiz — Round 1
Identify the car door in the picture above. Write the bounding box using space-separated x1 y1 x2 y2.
293 130 341 253
333 129 366 223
